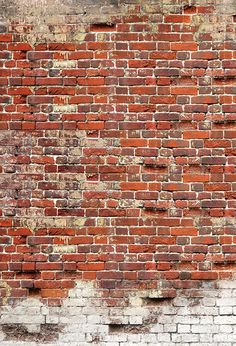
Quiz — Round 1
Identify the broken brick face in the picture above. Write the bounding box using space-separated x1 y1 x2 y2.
0 0 236 344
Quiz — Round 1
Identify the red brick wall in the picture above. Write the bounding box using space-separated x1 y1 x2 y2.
0 0 236 307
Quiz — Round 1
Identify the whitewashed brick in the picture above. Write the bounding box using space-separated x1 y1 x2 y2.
177 324 190 333
157 333 171 342
150 324 164 333
161 306 178 315
163 323 176 332
214 316 236 324
217 281 236 289
104 334 128 342
220 306 233 315
199 333 213 343
1 279 236 346
192 324 219 333
127 334 141 342
129 316 143 324
140 334 158 343
175 316 199 324
200 316 213 324
217 298 236 306
219 324 233 333
202 298 215 306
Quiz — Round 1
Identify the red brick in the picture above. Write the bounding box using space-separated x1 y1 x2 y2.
164 15 191 23
0 4 234 305
41 289 68 298
0 34 13 42
171 87 197 95
0 219 12 227
191 272 218 280
120 182 147 190
183 174 210 182
191 96 217 104
171 42 198 51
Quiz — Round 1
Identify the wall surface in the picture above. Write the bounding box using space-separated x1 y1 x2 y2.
0 0 236 344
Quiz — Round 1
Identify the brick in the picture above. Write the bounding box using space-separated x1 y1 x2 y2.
191 96 217 104
28 51 52 60
183 175 210 182
28 96 53 104
201 157 226 165
183 131 209 139
120 182 147 190
129 42 156 50
165 15 191 23
171 42 198 51
191 272 218 280
0 219 12 227
41 289 68 298
171 87 198 95
171 227 198 236
0 34 13 42
191 51 218 60
8 43 32 50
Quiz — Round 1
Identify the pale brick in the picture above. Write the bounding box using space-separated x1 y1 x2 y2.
177 324 190 333
53 60 77 68
202 298 216 306
129 316 143 324
217 298 236 306
219 306 233 315
219 325 233 333
150 324 164 333
214 316 236 324
200 316 214 324
127 334 141 342
217 281 236 289
199 334 213 343
192 324 219 334
163 324 176 332
157 333 171 342
104 334 128 342
140 334 158 343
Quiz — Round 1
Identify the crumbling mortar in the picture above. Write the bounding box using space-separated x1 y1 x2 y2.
1 0 236 43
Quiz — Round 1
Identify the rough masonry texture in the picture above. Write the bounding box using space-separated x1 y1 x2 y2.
0 0 236 344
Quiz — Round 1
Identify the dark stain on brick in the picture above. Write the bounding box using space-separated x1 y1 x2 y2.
2 324 63 343
143 297 174 306
90 22 116 31
143 315 159 325
90 333 102 343
189 298 202 307
0 23 7 32
109 323 149 334
28 287 41 297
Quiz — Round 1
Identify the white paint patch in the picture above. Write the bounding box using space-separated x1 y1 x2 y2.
0 279 236 345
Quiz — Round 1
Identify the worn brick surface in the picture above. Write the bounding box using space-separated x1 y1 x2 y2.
0 0 236 344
